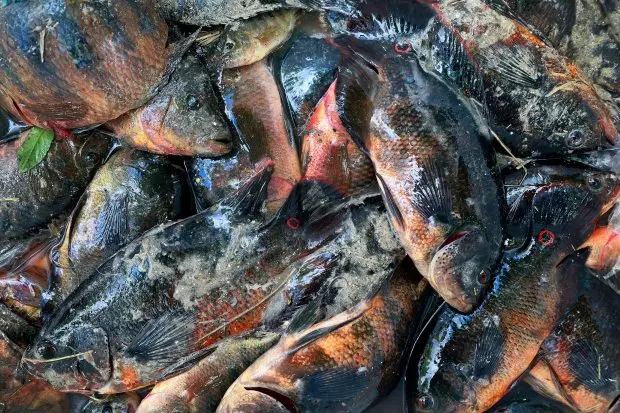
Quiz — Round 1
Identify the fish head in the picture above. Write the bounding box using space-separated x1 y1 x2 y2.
414 362 477 413
23 323 111 392
80 393 141 413
214 27 257 69
428 227 494 313
72 132 115 174
217 382 295 413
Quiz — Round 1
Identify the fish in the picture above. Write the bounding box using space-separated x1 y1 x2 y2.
579 226 620 273
525 262 620 413
0 228 57 323
219 58 302 213
341 0 617 158
278 31 342 138
79 393 141 413
155 0 356 27
49 149 185 314
0 302 38 347
214 10 299 69
0 330 71 413
491 400 568 413
22 167 349 394
483 0 620 95
136 332 281 413
0 130 112 241
0 0 186 132
216 257 429 413
105 53 232 157
414 173 619 413
301 80 376 198
334 28 504 313
0 108 29 144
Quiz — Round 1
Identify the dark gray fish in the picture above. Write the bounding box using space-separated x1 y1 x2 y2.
49 149 185 314
22 167 349 394
0 131 112 241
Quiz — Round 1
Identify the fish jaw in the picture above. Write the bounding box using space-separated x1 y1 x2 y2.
428 228 493 313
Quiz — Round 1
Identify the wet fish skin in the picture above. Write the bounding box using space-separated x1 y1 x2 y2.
79 393 141 413
23 168 349 394
335 32 503 313
216 258 428 413
525 264 620 413
50 149 185 314
0 0 172 130
136 332 280 413
0 131 112 241
220 59 302 213
0 302 37 346
106 54 232 157
414 174 619 413
214 10 299 69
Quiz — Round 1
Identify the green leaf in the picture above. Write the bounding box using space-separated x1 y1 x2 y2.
17 127 55 172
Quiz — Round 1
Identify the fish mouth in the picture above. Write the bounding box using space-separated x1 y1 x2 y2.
218 384 296 413
202 138 233 156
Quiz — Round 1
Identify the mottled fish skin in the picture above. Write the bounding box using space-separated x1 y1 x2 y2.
416 0 618 157
214 9 299 69
0 0 173 130
414 174 619 413
279 33 342 139
220 59 302 213
22 168 349 394
216 258 429 413
79 393 141 413
525 266 620 413
0 131 112 241
0 330 72 413
484 0 620 96
105 53 232 157
301 80 376 198
49 149 185 315
335 29 504 313
136 332 280 413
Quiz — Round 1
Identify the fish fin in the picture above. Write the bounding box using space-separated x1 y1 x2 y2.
287 308 365 354
531 185 598 243
375 174 404 230
124 313 197 364
156 345 219 381
483 45 542 89
472 321 505 381
412 159 452 222
223 162 274 216
285 297 323 335
302 367 373 402
568 340 612 391
94 193 129 247
336 54 379 154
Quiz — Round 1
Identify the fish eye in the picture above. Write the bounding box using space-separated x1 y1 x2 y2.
586 175 603 193
537 229 555 246
186 95 202 111
394 41 413 54
84 151 101 166
102 406 113 413
477 270 489 285
416 393 435 410
38 340 57 359
286 217 301 230
565 129 585 148
224 40 235 52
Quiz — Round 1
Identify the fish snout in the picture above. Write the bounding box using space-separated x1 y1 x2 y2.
429 228 494 313
217 385 295 413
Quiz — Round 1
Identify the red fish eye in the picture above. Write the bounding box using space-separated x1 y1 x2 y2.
394 41 413 54
286 217 301 230
537 229 555 246
478 270 489 284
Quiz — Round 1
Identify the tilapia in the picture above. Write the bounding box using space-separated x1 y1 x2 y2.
0 0 183 131
23 168 348 394
414 173 618 413
105 53 232 157
335 29 504 312
217 257 429 413
525 264 620 413
0 131 111 241
220 58 302 213
214 10 299 68
50 149 185 313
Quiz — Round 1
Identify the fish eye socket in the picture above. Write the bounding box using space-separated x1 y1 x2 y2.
477 270 489 285
186 95 202 111
416 394 435 410
565 129 585 148
85 151 101 165
224 40 235 52
586 175 603 193
394 41 413 54
537 229 555 246
102 405 113 413
286 217 301 230
39 340 57 359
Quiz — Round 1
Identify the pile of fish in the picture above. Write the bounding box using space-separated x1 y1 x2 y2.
0 0 618 412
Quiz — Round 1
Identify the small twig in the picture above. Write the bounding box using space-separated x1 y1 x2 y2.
33 19 58 63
